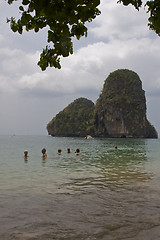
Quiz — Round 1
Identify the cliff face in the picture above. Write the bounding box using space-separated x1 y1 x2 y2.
47 98 95 137
47 69 158 138
94 69 157 138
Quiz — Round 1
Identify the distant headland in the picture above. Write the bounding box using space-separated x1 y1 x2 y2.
47 69 158 138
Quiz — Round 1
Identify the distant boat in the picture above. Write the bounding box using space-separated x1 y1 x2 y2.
85 135 93 139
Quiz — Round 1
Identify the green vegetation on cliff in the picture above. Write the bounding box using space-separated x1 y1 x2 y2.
47 98 95 137
47 69 158 138
94 69 158 138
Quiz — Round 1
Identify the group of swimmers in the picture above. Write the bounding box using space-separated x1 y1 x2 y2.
24 146 118 159
57 148 82 155
24 148 83 159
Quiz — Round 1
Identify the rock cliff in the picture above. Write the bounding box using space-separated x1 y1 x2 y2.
94 69 157 138
47 98 95 137
47 69 157 138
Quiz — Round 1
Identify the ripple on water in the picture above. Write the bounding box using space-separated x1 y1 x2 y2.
0 136 160 240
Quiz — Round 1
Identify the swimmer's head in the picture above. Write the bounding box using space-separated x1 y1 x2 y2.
41 148 46 154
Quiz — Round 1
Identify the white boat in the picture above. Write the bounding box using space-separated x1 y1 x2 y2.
85 135 93 139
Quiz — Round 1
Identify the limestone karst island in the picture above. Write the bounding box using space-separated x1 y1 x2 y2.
47 69 158 138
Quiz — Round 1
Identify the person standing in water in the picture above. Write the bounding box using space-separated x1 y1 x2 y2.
24 150 28 158
57 149 62 155
67 148 71 153
75 149 83 155
24 150 29 162
41 148 47 159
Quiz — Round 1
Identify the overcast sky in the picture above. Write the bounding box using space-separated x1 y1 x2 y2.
0 0 160 136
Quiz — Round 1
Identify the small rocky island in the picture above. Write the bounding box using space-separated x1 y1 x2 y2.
47 69 158 138
47 98 95 137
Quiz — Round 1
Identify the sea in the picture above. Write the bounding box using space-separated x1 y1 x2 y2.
0 135 160 240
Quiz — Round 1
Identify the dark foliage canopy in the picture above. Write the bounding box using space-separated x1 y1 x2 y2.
7 0 100 70
7 0 160 70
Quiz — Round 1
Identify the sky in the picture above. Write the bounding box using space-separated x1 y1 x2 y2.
0 0 160 136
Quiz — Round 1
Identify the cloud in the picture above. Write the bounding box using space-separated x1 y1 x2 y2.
91 0 150 40
1 35 160 100
0 47 40 93
0 0 160 135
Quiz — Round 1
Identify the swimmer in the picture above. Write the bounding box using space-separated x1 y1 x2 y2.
67 148 71 153
41 148 47 159
57 149 62 155
115 146 118 150
75 148 83 155
24 150 28 158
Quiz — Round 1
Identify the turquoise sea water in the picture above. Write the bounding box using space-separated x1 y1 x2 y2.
0 135 160 240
